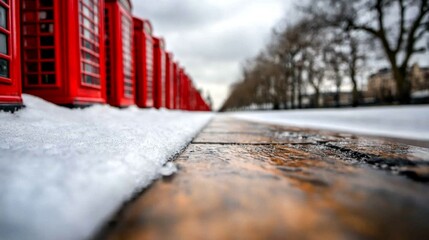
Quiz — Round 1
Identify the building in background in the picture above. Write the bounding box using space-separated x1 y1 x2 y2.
367 64 429 103
410 64 429 91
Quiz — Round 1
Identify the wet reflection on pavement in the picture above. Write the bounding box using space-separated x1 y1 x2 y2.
100 116 429 240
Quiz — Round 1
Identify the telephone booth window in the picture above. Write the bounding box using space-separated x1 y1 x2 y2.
0 33 6 54
161 53 166 106
121 14 132 97
21 0 56 86
0 59 8 78
0 5 6 29
169 60 174 107
104 8 111 98
79 0 101 86
146 36 153 101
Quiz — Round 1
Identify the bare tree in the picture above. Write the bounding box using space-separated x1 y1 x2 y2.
309 0 429 103
274 19 314 108
303 46 326 108
344 33 366 107
323 35 347 107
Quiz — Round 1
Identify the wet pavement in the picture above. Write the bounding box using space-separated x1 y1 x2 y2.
99 116 429 240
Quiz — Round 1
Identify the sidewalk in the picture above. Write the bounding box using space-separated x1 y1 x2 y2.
99 116 429 240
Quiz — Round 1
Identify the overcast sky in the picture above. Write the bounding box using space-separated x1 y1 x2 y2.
133 1 429 110
133 0 298 110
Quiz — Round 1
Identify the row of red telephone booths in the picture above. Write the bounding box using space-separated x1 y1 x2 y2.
0 0 211 112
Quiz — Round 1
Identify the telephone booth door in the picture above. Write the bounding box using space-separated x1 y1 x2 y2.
178 67 185 110
180 72 190 110
105 0 134 107
0 0 22 110
173 62 179 109
153 37 165 109
165 52 174 109
133 17 153 108
145 28 154 107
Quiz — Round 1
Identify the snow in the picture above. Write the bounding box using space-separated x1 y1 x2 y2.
230 105 429 141
0 94 212 240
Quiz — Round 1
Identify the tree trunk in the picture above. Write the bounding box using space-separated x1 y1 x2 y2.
350 70 359 107
283 68 290 109
335 90 340 107
290 80 295 109
352 83 359 107
297 69 303 109
314 89 320 108
335 75 341 108
393 66 411 104
384 48 411 104
273 102 280 110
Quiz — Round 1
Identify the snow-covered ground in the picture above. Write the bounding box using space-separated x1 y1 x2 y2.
0 95 212 240
231 105 429 141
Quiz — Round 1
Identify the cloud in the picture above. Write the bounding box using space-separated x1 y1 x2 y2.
133 0 244 32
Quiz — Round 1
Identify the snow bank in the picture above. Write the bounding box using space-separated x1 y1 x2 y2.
230 105 429 141
0 94 212 240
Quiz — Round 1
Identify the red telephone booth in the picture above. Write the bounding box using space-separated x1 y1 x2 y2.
133 17 153 108
179 69 185 110
165 52 174 109
153 37 166 109
175 66 182 109
196 91 204 111
105 0 134 107
190 84 198 111
189 85 195 111
21 0 106 106
0 0 22 111
180 72 191 110
182 72 189 110
172 62 180 109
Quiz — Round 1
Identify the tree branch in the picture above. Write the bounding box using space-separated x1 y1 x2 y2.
395 0 406 53
415 27 427 42
350 24 379 36
376 0 386 35
401 0 429 68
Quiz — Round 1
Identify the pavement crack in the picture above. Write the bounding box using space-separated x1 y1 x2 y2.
321 142 429 183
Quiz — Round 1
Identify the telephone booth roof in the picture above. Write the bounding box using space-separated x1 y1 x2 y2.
133 17 143 27
153 37 165 50
133 17 153 35
106 0 132 10
143 19 153 35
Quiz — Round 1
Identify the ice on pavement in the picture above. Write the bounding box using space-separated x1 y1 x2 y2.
0 94 212 240
231 105 429 141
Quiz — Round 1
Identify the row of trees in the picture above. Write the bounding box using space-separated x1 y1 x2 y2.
221 0 428 111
